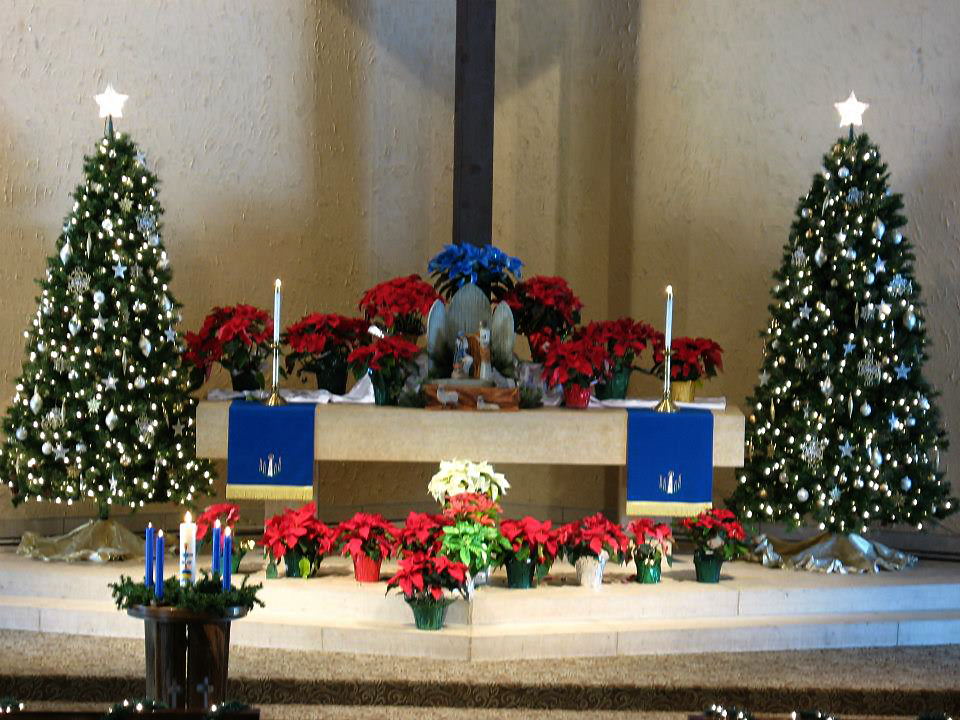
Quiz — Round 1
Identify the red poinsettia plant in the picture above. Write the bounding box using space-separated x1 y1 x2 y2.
262 502 336 576
681 508 747 561
283 313 368 382
653 336 724 382
358 274 442 337
335 512 399 562
559 513 630 564
628 518 674 568
500 516 560 567
386 552 468 603
184 305 273 389
505 276 583 361
442 492 501 527
578 318 657 372
397 512 452 557
347 334 420 405
196 503 240 542
541 336 611 389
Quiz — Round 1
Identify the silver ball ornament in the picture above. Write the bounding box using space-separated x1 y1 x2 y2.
41 441 53 456
846 248 857 261
797 488 810 503
861 402 872 417
134 376 147 390
15 427 27 441
93 290 106 305
865 271 875 285
29 388 42 415
903 311 917 330
139 335 152 357
801 208 812 219
838 166 850 178
893 231 903 245
901 476 912 492
872 218 886 239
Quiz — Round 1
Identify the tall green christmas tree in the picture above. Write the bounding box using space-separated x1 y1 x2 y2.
730 93 956 538
0 86 213 520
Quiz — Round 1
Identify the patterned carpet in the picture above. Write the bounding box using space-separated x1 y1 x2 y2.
1 631 958 716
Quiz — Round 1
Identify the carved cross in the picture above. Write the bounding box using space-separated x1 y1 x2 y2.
167 680 182 707
196 676 215 707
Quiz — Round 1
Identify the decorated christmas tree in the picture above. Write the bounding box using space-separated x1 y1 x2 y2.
730 94 956 542
0 86 214 523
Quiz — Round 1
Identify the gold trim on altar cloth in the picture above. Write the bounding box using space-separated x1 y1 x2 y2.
226 483 312 501
625 500 712 517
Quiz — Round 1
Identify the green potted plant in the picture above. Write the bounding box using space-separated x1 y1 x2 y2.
386 552 468 631
428 459 510 503
261 502 336 578
335 512 399 583
347 335 420 406
504 275 582 362
653 335 724 403
627 518 674 584
358 274 442 341
578 318 657 400
559 513 629 588
183 304 273 391
541 336 611 408
499 516 560 589
439 492 510 596
283 313 367 394
681 508 747 583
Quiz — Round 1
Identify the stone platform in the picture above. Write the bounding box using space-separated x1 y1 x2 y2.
1 550 959 661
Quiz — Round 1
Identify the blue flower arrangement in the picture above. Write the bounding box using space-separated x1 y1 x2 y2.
427 244 523 301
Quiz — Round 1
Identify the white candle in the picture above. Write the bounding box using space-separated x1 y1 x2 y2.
273 279 282 345
664 285 673 351
179 511 197 586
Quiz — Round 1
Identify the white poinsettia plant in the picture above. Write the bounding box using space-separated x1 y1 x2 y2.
428 459 510 503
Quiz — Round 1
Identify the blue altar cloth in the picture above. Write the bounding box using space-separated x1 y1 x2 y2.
226 401 316 501
625 408 713 517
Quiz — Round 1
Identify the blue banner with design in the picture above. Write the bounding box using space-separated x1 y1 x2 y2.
226 401 315 501
626 408 713 517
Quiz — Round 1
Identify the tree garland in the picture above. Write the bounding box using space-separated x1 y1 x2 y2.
110 573 264 616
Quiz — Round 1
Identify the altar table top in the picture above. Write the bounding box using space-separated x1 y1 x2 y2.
195 402 745 468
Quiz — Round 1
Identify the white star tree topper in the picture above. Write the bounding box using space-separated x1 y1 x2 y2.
834 91 869 128
94 85 128 119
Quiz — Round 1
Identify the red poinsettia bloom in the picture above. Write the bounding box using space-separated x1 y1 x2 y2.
346 335 420 373
652 335 724 382
358 274 442 335
442 492 501 527
505 276 583 331
397 512 452 556
577 318 657 368
500 516 560 566
184 304 273 381
541 336 611 389
284 313 367 356
335 512 399 562
195 503 240 542
681 508 747 559
559 513 630 562
262 502 335 562
386 551 468 601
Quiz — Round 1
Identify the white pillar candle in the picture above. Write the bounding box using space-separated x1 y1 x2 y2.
272 279 282 389
179 511 197 586
664 285 673 350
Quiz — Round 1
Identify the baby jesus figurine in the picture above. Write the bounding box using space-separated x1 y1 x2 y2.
452 332 474 380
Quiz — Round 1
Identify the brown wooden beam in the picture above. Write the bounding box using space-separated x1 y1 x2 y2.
452 0 496 247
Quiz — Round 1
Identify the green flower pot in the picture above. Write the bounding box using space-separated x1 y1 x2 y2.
407 598 450 631
637 562 661 584
305 355 348 395
284 547 303 578
596 366 631 400
230 369 261 392
371 373 399 406
505 557 534 589
694 550 723 583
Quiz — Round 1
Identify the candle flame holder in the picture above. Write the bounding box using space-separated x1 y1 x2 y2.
265 341 286 407
655 349 677 414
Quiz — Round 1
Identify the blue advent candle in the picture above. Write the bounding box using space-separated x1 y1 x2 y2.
222 527 232 591
211 520 222 576
155 531 165 602
145 523 154 589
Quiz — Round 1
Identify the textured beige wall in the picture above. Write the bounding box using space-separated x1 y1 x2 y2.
1 1 958 539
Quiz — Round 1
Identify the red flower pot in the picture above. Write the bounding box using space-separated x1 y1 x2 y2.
353 553 382 583
563 383 592 409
